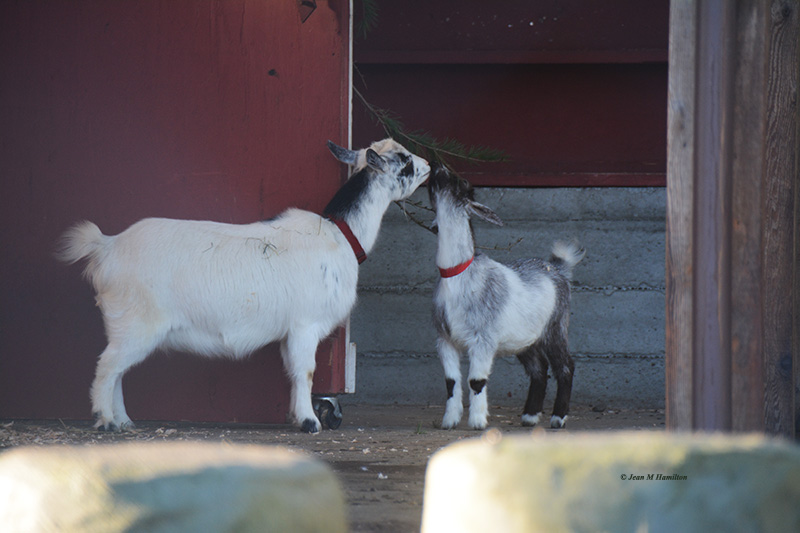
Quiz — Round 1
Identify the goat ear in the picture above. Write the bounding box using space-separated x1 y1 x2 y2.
365 149 388 172
327 140 358 165
469 201 504 226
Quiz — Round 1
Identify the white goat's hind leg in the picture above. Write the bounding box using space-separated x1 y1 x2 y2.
438 338 463 429
91 342 150 432
281 333 322 434
90 347 118 431
467 349 494 430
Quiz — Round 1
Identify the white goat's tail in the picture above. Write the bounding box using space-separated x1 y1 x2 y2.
56 221 109 266
550 241 585 280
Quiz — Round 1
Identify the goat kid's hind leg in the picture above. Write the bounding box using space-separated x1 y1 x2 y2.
467 348 494 430
437 337 463 429
281 334 322 434
517 348 548 427
549 350 575 429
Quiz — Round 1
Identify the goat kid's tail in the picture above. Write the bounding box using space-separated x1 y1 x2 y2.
550 241 585 280
56 221 110 268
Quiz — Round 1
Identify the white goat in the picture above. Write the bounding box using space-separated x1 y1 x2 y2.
58 139 430 433
428 165 584 430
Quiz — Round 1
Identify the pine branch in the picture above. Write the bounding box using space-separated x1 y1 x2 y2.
397 198 435 214
403 130 509 164
392 199 524 253
394 200 437 235
476 237 524 252
353 86 510 166
355 0 379 40
353 82 512 241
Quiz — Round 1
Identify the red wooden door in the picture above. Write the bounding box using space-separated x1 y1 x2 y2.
0 0 351 422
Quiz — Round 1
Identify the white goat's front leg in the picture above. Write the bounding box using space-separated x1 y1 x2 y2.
437 337 463 429
281 333 322 434
467 347 494 430
111 376 134 430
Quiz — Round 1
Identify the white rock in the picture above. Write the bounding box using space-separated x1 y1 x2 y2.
422 431 800 533
0 442 346 533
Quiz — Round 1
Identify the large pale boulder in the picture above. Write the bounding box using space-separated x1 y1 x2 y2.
422 431 800 533
0 442 347 533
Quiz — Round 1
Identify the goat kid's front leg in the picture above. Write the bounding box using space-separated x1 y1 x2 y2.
281 334 322 434
467 348 494 430
437 338 463 429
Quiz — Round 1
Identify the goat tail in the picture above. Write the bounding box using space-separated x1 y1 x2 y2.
56 221 109 266
550 240 585 279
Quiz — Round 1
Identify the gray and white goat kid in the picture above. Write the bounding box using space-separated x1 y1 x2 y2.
428 165 584 430
58 139 430 434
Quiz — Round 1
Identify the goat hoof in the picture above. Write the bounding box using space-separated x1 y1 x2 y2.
468 414 488 431
521 413 542 427
119 420 136 432
441 410 462 430
301 418 321 434
95 421 119 432
550 415 568 429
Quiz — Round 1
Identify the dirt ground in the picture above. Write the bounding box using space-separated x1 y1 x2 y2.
1 403 665 532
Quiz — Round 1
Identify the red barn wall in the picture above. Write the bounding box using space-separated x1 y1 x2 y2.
0 0 351 422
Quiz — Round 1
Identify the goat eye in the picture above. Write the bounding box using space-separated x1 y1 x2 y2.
399 161 414 178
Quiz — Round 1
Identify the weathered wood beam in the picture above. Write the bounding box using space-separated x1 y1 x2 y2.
666 0 798 436
666 0 698 431
762 0 799 436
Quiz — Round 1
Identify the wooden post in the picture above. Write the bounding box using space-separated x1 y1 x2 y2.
665 0 697 431
762 0 800 436
666 0 799 436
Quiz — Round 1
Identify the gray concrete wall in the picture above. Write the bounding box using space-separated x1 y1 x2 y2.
349 187 666 410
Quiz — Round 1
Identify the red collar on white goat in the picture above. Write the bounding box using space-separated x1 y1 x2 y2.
328 217 367 264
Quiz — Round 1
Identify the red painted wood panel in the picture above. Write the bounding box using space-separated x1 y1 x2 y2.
0 0 351 422
355 0 669 64
354 63 667 187
352 0 668 187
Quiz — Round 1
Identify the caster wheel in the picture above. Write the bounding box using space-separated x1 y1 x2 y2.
313 396 343 430
324 405 343 430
